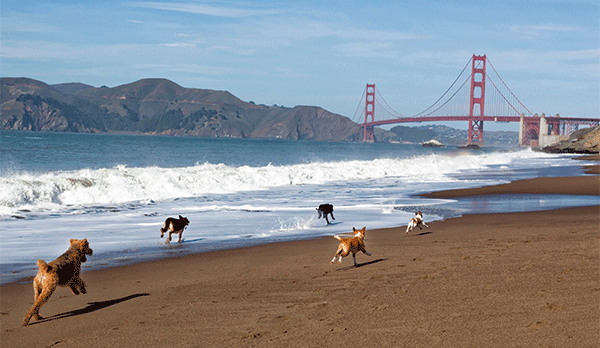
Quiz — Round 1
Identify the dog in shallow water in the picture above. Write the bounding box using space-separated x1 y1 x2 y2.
406 211 429 234
160 215 190 243
330 226 371 267
23 239 93 326
316 204 335 225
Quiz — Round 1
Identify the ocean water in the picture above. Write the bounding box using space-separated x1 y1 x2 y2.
1 130 597 284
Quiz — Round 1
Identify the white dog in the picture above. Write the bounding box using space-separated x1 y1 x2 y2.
406 211 429 234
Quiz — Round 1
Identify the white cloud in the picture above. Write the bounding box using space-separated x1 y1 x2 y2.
510 23 583 38
160 42 197 48
132 2 282 17
334 41 397 59
250 17 427 42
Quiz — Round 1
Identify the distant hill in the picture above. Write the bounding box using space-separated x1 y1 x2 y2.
0 77 365 141
1 77 518 145
390 124 518 147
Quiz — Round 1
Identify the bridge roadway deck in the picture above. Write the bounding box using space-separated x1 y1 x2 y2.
361 115 599 127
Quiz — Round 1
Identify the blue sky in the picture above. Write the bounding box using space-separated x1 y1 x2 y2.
2 0 598 131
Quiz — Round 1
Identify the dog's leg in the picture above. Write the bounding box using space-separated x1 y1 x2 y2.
330 252 339 265
76 278 87 294
177 230 183 243
32 277 43 303
331 246 344 265
69 278 87 295
352 252 357 266
357 246 371 266
69 283 80 295
331 212 335 221
331 252 343 264
23 284 56 326
325 215 330 224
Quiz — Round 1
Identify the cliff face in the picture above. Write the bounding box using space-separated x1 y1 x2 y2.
249 106 362 141
1 78 363 141
542 125 600 154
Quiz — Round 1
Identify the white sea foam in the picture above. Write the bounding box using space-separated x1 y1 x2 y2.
0 149 558 219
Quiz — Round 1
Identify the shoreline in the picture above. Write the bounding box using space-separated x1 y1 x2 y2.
2 162 599 346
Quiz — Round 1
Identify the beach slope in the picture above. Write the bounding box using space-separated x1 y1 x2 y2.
2 177 599 347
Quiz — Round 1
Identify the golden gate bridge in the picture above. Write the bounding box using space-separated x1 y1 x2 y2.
354 54 599 146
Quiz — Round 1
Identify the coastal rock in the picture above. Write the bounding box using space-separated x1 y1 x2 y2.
543 125 600 154
458 143 481 150
422 139 443 147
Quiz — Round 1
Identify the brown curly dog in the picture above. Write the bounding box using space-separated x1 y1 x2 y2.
23 239 93 326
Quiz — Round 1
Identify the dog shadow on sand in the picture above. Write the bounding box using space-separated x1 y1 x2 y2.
335 258 388 271
29 293 150 326
409 231 433 236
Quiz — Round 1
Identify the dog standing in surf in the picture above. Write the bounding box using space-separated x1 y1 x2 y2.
160 215 190 243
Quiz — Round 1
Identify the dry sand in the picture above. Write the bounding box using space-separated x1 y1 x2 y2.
1 175 599 347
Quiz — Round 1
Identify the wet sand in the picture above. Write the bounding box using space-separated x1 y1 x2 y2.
2 176 599 347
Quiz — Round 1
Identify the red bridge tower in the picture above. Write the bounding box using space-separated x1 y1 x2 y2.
468 55 486 144
363 84 376 142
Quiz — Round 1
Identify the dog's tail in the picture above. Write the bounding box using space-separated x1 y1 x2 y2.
160 221 169 233
36 259 53 273
333 235 343 241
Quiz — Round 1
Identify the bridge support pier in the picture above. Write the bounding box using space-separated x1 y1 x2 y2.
519 113 570 148
518 113 524 146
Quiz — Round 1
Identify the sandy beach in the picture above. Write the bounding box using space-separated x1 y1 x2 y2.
2 174 599 347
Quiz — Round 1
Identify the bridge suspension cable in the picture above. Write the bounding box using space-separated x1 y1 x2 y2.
410 56 473 118
375 87 406 118
486 58 534 117
352 87 367 124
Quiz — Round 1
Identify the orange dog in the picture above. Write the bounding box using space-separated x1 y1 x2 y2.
23 239 93 326
330 227 371 267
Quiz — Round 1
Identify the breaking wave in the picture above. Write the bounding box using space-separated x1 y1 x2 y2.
0 149 559 217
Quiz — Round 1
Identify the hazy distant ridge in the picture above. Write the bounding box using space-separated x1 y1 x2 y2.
1 77 517 145
0 77 366 141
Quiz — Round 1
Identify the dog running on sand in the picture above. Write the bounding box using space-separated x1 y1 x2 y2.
316 204 335 225
406 211 429 234
23 239 93 326
330 226 371 267
160 215 190 243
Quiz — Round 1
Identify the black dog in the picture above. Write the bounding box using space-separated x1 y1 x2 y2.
316 204 335 225
160 215 190 243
